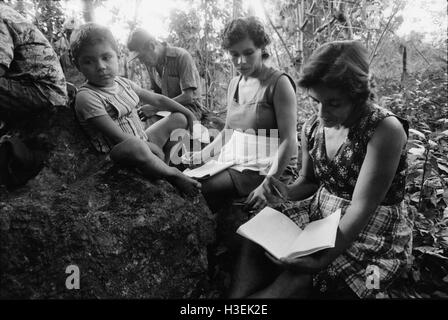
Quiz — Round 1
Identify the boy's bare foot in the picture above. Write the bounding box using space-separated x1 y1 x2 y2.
168 171 201 196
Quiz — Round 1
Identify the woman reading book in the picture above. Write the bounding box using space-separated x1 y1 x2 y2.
184 16 299 208
229 40 413 299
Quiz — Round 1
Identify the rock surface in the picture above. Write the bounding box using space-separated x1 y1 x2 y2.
0 106 216 298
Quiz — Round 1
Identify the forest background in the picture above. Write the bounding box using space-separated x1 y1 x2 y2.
3 0 447 298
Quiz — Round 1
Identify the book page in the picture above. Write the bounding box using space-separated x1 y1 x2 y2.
286 209 341 259
156 111 172 118
183 160 234 179
236 207 303 260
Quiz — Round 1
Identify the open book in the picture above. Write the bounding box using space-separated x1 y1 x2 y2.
183 160 235 179
155 111 172 118
236 206 341 260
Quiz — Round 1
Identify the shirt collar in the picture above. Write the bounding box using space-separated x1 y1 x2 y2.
156 43 176 67
164 43 177 58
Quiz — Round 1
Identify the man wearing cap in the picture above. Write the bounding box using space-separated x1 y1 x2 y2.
127 28 205 122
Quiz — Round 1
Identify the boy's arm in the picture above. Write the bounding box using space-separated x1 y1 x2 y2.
87 115 135 145
133 86 196 133
134 86 193 116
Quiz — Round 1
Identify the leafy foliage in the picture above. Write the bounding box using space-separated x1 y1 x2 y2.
166 0 232 112
376 68 448 298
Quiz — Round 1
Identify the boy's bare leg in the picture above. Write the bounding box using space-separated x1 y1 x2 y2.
145 112 189 163
110 137 200 195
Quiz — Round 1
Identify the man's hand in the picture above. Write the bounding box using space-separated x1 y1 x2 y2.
185 111 197 135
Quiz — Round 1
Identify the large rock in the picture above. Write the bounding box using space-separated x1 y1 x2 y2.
0 106 216 298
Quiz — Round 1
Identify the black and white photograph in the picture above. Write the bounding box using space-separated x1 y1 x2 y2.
0 0 447 311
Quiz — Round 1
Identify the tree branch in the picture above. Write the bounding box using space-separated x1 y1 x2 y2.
369 7 399 66
262 2 295 66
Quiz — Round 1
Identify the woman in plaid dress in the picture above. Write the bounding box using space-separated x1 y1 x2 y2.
229 40 413 299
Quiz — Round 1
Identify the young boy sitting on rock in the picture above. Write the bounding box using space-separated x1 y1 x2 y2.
70 23 201 195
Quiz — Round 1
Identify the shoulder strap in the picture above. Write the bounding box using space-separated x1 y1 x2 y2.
227 76 242 103
304 114 319 151
265 70 296 105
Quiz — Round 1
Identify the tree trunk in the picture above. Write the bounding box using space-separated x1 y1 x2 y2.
203 0 210 109
230 0 243 77
339 2 353 39
232 0 243 19
82 0 95 23
401 44 408 83
130 0 142 31
327 0 332 40
296 0 304 72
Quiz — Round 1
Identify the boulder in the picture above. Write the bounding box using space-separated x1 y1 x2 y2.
0 106 216 298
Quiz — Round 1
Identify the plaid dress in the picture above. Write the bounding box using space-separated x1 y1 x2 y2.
288 104 413 298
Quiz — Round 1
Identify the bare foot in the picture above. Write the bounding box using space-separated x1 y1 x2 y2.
168 172 201 196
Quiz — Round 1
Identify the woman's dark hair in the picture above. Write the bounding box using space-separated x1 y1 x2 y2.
69 23 119 68
298 40 375 106
221 16 271 59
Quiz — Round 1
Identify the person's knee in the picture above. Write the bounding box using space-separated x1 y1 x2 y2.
169 112 188 129
201 178 224 197
110 138 150 166
201 171 235 196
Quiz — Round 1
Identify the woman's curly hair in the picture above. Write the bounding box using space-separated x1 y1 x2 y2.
221 16 271 59
298 40 375 106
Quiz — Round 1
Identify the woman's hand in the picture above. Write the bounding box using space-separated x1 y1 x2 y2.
245 182 269 212
262 176 289 205
245 176 290 212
